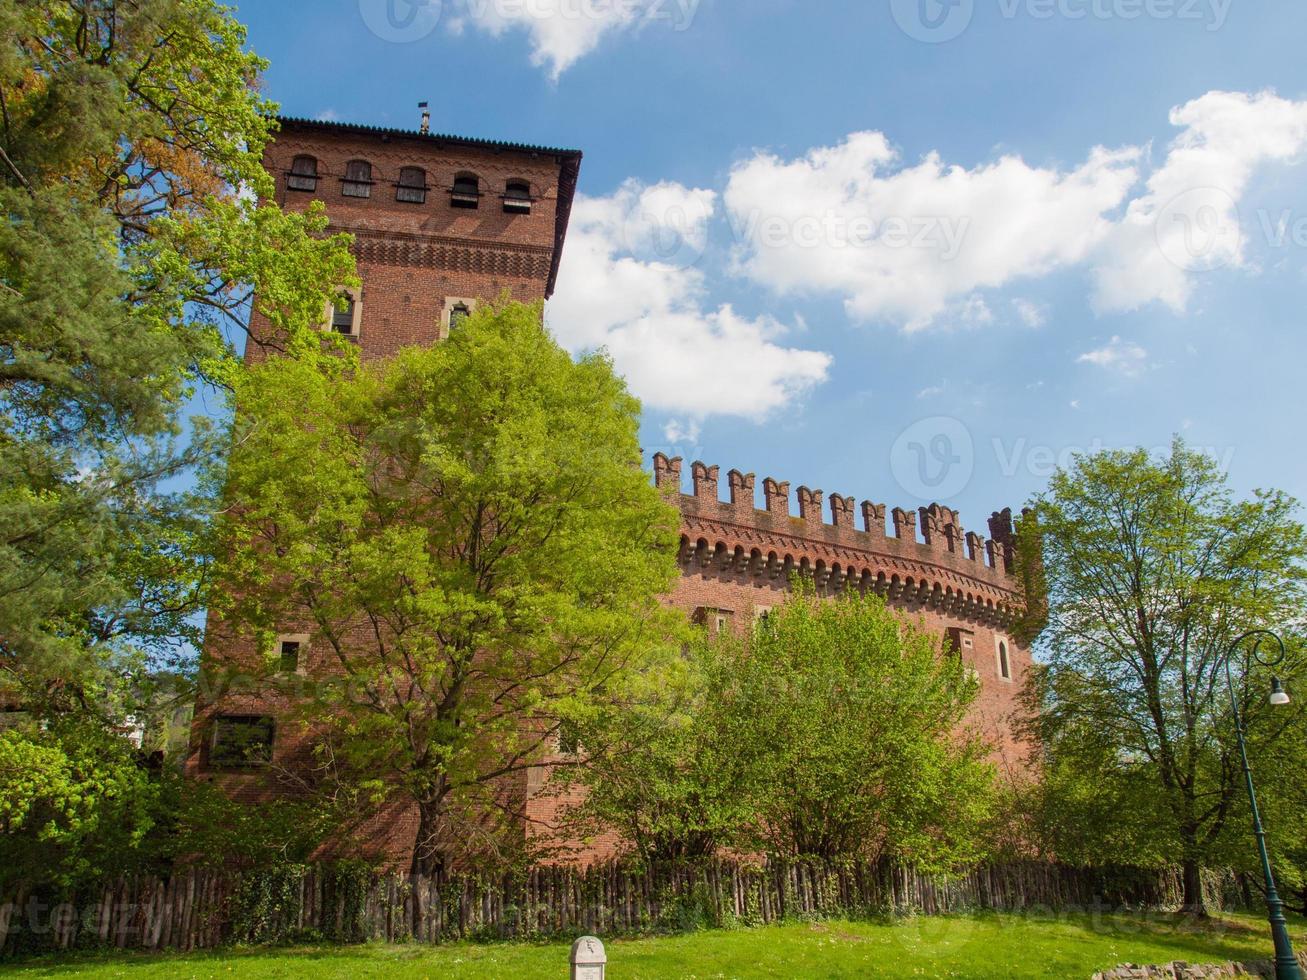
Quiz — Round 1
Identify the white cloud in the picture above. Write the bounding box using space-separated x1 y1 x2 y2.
546 180 832 420
955 294 994 328
1092 90 1307 313
916 384 945 399
662 418 701 444
1012 298 1047 328
724 131 1139 331
1077 337 1148 377
722 90 1307 330
452 0 694 79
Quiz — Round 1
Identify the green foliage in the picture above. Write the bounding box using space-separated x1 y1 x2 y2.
1023 438 1307 910
212 300 682 875
227 862 377 946
732 588 998 870
0 0 355 702
164 781 351 874
557 636 749 863
0 716 349 893
0 719 163 890
567 586 999 872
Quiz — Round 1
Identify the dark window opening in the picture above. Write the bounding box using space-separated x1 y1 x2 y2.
999 642 1011 679
450 173 481 209
945 627 974 659
558 720 581 756
694 606 733 635
287 155 319 192
278 640 301 674
503 179 533 214
396 166 428 204
448 302 471 331
331 292 357 335
342 160 374 198
209 715 274 769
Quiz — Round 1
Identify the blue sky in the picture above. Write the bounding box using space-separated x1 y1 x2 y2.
234 0 1307 531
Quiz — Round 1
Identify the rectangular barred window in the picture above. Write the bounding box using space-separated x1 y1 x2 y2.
342 160 373 199
209 715 274 769
396 166 427 204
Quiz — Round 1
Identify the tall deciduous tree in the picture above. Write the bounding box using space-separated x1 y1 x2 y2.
0 0 354 707
212 301 682 880
566 587 999 872
1024 440 1307 914
556 633 754 865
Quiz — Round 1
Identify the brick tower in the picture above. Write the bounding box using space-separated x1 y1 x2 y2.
191 114 1034 870
188 115 583 857
246 115 582 361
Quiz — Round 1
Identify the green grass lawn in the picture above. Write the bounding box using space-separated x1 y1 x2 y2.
3 911 1304 979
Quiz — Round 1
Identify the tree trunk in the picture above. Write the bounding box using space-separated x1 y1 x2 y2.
410 798 447 881
1181 858 1208 917
410 797 448 938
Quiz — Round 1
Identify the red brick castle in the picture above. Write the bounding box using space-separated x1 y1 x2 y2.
190 115 1032 866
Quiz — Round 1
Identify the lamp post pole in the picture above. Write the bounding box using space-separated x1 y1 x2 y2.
1222 630 1301 980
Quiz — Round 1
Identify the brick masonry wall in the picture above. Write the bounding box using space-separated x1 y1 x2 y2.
189 119 575 869
245 120 571 364
524 459 1034 863
193 118 1035 872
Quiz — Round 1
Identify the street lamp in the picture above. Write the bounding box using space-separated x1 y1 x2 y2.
1222 629 1301 980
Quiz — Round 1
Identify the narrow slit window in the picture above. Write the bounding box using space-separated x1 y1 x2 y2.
287 155 318 192
331 292 358 335
448 302 471 331
999 641 1011 680
343 160 374 198
396 166 427 204
278 640 301 674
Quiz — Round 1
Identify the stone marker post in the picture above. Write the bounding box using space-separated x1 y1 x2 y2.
570 936 606 980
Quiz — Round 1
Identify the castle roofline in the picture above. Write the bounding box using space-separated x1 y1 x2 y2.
274 115 583 298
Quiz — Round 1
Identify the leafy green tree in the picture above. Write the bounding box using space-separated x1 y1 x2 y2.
557 635 755 864
0 718 163 890
0 0 354 705
210 301 682 880
0 715 360 891
736 589 997 869
1023 439 1307 914
568 587 998 872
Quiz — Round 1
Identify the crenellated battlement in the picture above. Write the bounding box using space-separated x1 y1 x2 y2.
651 453 1027 626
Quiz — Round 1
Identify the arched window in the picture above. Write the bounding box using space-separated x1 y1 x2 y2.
329 289 361 337
503 179 533 214
998 641 1011 680
448 302 471 331
342 160 373 198
450 173 480 209
287 155 318 192
396 166 427 204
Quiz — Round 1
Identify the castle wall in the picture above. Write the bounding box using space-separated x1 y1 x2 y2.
190 117 1033 872
521 458 1033 864
243 118 579 363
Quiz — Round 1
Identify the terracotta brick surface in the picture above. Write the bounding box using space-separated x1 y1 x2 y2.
192 119 1035 872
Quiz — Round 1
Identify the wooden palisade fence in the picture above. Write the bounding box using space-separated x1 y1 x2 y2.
0 859 1244 956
